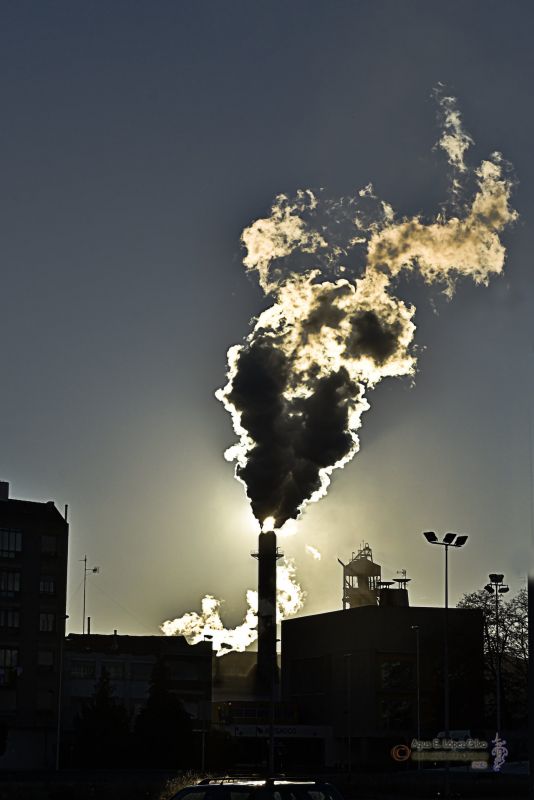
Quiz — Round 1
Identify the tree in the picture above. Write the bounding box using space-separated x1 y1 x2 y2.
457 586 528 728
134 658 193 767
73 666 131 766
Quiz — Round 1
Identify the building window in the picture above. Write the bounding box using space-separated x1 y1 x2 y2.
40 575 56 595
0 648 18 668
71 660 96 679
0 647 18 684
0 571 20 598
0 530 22 559
167 659 200 681
39 613 56 633
130 661 153 681
102 661 125 681
38 650 54 669
379 698 413 730
0 647 19 686
41 535 57 556
379 658 414 690
0 610 19 629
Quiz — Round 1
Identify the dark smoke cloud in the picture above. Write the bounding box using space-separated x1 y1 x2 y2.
345 310 404 364
227 338 361 527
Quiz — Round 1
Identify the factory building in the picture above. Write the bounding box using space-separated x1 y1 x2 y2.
281 603 484 768
0 481 69 769
211 542 484 772
281 545 485 769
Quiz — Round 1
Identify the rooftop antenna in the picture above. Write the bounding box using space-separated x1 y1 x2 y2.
394 569 412 590
80 555 100 634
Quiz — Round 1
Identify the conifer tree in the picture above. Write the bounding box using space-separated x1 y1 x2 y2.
74 666 131 766
134 658 193 767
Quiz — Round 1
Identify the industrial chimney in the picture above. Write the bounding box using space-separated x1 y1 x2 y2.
253 530 282 696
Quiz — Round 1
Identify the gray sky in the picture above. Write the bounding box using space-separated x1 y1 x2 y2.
0 1 532 636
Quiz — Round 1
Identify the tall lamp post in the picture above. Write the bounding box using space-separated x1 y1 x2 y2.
344 653 352 783
422 532 468 738
484 573 509 737
411 624 422 771
411 626 421 751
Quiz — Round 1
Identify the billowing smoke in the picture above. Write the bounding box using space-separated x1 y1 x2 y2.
216 91 516 530
161 560 304 656
162 91 516 653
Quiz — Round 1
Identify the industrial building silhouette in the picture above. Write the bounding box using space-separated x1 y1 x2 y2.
0 484 486 771
0 481 68 768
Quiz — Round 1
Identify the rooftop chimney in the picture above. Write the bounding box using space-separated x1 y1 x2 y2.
0 482 9 501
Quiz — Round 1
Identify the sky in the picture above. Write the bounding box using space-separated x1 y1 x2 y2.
0 1 532 638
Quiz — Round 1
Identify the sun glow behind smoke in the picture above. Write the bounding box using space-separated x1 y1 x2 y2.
163 91 516 653
261 516 276 532
161 560 304 656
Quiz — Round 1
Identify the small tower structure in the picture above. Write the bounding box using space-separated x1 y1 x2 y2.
338 542 381 609
379 569 411 607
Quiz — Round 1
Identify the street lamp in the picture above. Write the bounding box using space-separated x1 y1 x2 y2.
422 532 468 737
484 573 509 736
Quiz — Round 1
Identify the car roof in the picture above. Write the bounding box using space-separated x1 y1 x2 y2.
197 780 331 787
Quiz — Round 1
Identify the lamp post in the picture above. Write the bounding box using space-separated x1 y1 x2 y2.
80 555 99 634
344 653 352 783
484 573 509 737
411 624 421 766
423 532 467 798
423 531 468 740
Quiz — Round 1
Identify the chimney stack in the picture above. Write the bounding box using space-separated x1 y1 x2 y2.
253 530 281 695
0 482 9 501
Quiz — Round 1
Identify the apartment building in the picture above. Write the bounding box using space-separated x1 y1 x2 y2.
0 481 68 768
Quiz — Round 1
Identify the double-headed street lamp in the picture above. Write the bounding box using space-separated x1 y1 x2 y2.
484 573 509 736
422 531 468 738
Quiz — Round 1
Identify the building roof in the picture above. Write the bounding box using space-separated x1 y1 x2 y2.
282 604 483 638
0 497 68 528
65 633 212 658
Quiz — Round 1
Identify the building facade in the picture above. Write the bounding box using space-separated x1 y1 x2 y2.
0 481 69 768
281 604 485 769
60 633 212 761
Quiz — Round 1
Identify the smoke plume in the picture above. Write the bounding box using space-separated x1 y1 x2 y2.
305 544 322 561
161 560 304 656
162 91 515 654
216 91 516 530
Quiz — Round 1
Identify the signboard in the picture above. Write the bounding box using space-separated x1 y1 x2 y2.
230 725 329 739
